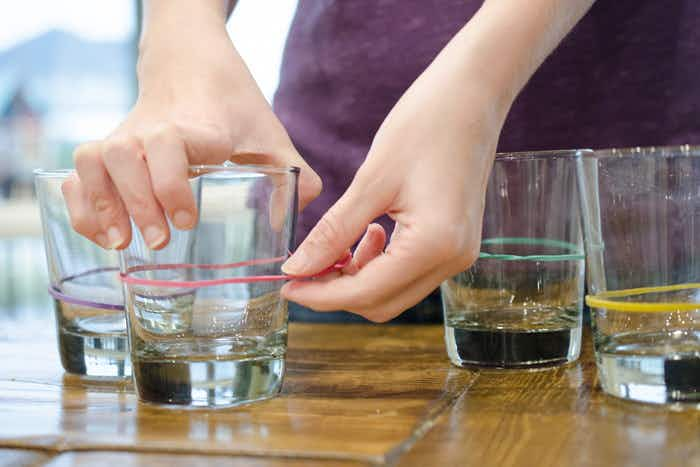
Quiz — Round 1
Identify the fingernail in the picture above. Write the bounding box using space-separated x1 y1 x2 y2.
281 249 310 274
144 225 167 249
95 233 108 248
107 226 123 249
173 210 194 230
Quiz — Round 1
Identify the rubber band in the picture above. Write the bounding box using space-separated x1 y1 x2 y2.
119 252 352 289
479 237 584 261
49 252 352 304
586 283 700 312
48 267 124 311
48 284 124 311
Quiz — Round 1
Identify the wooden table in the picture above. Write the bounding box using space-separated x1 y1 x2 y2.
0 317 697 466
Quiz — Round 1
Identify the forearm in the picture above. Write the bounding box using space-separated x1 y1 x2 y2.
139 0 231 60
137 0 250 93
429 0 595 124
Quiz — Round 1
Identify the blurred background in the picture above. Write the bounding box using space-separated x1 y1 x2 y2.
0 0 298 318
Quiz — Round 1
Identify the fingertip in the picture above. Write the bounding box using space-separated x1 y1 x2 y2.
172 209 196 230
95 232 108 249
298 169 322 211
280 281 294 300
366 223 387 245
143 225 169 250
281 280 308 302
106 225 131 250
281 249 310 275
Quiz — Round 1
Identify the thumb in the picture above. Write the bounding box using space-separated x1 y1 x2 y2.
282 175 389 275
229 149 322 211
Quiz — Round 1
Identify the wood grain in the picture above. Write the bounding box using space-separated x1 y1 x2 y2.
0 322 475 465
398 333 700 467
1 316 698 466
44 452 365 467
0 448 51 467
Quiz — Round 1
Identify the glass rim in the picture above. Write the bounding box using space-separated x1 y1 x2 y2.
189 164 300 176
34 163 301 179
592 144 700 159
495 149 592 161
34 168 74 178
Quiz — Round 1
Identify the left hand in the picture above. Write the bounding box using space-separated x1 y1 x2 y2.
280 63 506 322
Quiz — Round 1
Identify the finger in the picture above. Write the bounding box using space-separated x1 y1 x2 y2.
73 142 131 249
281 174 394 276
357 264 456 322
281 224 477 318
281 227 435 310
143 124 197 230
284 257 458 322
342 223 386 275
61 174 104 246
282 251 428 312
268 170 296 232
230 150 322 211
100 135 170 249
228 153 308 232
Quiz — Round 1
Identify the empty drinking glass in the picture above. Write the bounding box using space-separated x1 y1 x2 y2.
35 169 130 378
120 164 299 407
579 145 700 406
442 150 588 368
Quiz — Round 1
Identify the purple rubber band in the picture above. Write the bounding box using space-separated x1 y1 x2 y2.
48 284 124 311
49 267 124 311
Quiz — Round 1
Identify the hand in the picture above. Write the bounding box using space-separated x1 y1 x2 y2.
280 62 504 322
280 0 595 321
63 3 320 250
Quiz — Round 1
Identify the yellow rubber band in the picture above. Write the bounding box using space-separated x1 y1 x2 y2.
586 283 700 312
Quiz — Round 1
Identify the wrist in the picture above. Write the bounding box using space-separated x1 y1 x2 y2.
434 0 594 122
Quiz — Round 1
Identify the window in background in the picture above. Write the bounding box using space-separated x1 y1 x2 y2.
0 1 136 318
0 0 298 319
228 0 298 102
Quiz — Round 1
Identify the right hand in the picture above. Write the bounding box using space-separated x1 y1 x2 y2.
63 7 320 250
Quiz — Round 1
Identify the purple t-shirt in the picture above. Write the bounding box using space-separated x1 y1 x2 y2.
274 0 700 245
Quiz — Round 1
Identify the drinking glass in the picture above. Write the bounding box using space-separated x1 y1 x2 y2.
579 145 700 406
120 164 298 407
35 169 129 378
442 150 588 368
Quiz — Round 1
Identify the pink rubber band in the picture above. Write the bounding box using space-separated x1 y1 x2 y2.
120 252 351 288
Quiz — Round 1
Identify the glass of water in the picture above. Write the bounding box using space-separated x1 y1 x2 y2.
120 164 298 407
35 170 129 378
442 150 588 368
579 145 700 406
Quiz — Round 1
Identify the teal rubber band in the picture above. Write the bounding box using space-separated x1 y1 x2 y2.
479 237 584 261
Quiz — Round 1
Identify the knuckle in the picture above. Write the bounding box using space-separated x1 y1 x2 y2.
305 172 323 200
86 191 118 219
126 195 153 219
359 306 394 323
349 293 376 312
151 176 179 198
144 122 180 145
60 177 76 196
101 136 139 164
425 233 459 263
69 213 91 237
72 143 97 168
298 174 323 208
309 209 346 250
456 245 480 271
423 222 472 263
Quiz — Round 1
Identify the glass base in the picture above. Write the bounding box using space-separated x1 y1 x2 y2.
133 356 285 408
445 324 581 369
58 327 131 378
596 332 700 406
